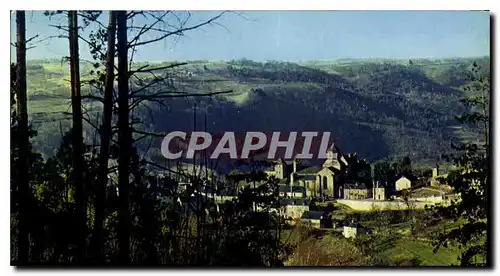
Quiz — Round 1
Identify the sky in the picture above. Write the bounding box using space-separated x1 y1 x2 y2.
10 10 490 62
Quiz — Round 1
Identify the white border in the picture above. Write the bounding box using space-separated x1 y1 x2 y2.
1 1 498 275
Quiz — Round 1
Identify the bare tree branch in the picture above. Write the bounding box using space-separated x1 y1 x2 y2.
82 95 104 103
26 34 40 44
129 62 188 74
77 11 106 29
143 160 189 178
128 11 227 48
129 96 171 111
130 76 169 95
127 12 168 47
127 11 147 20
132 128 170 138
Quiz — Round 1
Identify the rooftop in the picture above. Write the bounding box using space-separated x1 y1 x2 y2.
279 184 306 194
294 174 316 181
301 211 323 220
296 166 320 174
344 182 369 189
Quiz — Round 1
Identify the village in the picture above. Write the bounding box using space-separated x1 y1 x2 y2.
160 143 458 240
257 145 455 238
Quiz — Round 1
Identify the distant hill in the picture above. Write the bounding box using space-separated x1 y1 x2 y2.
24 57 489 165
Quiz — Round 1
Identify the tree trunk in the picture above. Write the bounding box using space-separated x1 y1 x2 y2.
116 10 131 264
15 10 29 265
68 10 86 263
92 11 116 262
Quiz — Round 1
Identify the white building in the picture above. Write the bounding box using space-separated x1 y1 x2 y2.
395 176 412 191
343 224 370 239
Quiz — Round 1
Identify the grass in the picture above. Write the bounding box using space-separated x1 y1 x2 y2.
284 232 366 266
282 224 461 266
385 239 460 266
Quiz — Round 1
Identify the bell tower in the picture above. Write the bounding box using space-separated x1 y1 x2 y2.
326 146 337 160
323 144 341 170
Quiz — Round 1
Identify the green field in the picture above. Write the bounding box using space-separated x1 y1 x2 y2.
385 239 459 266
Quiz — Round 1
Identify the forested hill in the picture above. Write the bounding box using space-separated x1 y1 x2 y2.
26 57 489 164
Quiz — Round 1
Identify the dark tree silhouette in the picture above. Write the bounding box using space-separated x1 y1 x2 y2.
116 10 132 264
15 10 30 265
92 11 117 262
68 10 87 263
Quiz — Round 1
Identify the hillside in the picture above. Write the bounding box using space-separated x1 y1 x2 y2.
24 57 489 165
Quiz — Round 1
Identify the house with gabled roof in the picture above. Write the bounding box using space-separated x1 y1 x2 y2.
395 175 412 191
300 211 324 229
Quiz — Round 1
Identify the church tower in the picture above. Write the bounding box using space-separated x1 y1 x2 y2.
323 144 341 170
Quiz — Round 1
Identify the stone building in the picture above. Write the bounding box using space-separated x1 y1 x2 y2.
343 182 371 200
291 145 347 199
266 144 351 200
291 173 317 193
372 181 387 201
430 165 450 188
373 187 386 201
274 158 293 179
